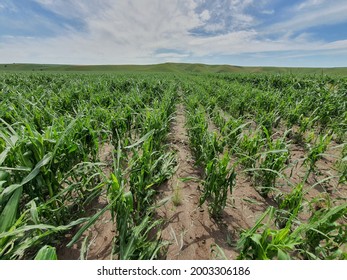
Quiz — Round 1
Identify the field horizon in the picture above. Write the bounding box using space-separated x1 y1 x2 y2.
1 62 347 75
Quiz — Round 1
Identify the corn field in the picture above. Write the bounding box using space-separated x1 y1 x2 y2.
0 72 346 260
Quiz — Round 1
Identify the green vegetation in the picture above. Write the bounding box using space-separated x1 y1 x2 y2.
0 69 346 260
1 62 347 76
180 71 346 259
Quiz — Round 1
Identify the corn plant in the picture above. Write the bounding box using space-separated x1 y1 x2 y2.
275 183 303 229
185 94 232 218
200 152 236 219
211 108 226 131
255 128 289 197
256 110 281 136
237 131 262 170
0 195 87 260
0 160 105 260
304 133 332 175
295 203 347 260
185 102 223 165
238 202 347 260
139 96 175 148
237 207 300 260
128 133 176 215
200 131 224 165
106 141 166 260
223 117 247 152
186 106 208 162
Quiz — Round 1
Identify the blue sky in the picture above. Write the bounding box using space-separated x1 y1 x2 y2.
0 0 347 67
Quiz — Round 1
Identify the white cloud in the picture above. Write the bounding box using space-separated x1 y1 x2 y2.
200 10 210 21
0 0 346 66
260 9 274 15
198 0 255 33
268 0 347 34
296 0 326 10
155 52 190 59
1 0 203 64
203 22 226 32
0 1 17 13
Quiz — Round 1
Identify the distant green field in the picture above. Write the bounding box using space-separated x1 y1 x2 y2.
1 62 347 75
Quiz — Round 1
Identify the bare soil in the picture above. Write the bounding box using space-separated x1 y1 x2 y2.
57 103 346 260
156 103 275 259
57 143 115 260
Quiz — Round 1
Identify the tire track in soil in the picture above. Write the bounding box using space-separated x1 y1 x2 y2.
156 102 238 260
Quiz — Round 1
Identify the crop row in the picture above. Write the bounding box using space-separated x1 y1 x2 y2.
0 73 178 259
181 75 346 259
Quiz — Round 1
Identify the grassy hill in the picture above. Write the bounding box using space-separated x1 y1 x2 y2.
1 62 347 75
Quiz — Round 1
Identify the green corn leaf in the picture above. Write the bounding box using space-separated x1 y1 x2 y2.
0 187 22 233
67 195 120 247
277 249 290 260
178 176 201 182
0 184 21 205
111 173 120 191
0 153 52 203
0 218 87 239
29 200 39 225
0 181 6 192
34 245 57 260
0 147 11 166
0 166 31 172
0 118 18 137
0 171 9 181
21 153 52 186
125 130 154 149
124 191 133 212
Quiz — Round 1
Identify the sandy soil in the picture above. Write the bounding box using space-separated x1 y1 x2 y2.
155 102 275 260
57 143 115 260
57 102 346 260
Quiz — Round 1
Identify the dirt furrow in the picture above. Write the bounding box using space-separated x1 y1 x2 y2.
157 103 238 259
57 143 115 260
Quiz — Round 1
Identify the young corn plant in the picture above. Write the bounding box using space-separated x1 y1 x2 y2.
294 203 347 260
274 183 303 229
200 152 236 219
223 117 247 153
256 110 281 136
211 108 226 131
304 133 332 177
186 106 208 162
237 206 300 260
237 131 262 170
128 133 176 215
200 131 224 166
255 128 289 197
108 140 167 260
0 193 87 260
139 96 175 149
238 198 347 259
0 116 105 259
0 159 105 260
